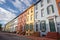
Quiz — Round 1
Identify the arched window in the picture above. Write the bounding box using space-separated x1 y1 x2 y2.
40 21 46 32
47 5 54 14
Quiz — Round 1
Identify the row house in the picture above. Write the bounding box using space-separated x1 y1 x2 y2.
34 0 60 37
25 5 34 36
56 0 60 33
5 18 18 32
5 0 60 37
17 10 27 35
56 0 60 15
11 18 18 32
5 22 11 32
17 4 35 36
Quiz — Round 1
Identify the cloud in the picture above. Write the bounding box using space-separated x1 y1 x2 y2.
0 7 16 24
11 0 25 12
20 0 33 6
6 7 19 13
0 0 6 4
11 0 33 12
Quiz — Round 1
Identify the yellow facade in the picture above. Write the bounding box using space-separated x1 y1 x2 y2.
26 5 34 36
5 22 12 32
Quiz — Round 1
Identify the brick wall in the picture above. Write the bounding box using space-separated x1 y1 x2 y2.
31 32 40 37
17 11 27 34
46 32 59 39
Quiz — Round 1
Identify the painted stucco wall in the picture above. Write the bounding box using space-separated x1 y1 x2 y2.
34 0 59 36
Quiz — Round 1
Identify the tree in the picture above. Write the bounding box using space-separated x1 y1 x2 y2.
0 24 2 31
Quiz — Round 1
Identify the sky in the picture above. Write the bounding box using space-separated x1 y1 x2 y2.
0 0 38 27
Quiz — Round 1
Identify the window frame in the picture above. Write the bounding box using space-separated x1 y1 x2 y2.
47 5 54 14
41 0 43 7
25 24 29 31
47 0 51 3
40 21 46 32
41 9 44 17
35 4 38 10
30 23 33 31
36 22 38 31
36 12 38 19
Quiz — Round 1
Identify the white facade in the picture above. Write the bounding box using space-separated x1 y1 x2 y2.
34 0 60 36
56 16 60 33
10 18 18 32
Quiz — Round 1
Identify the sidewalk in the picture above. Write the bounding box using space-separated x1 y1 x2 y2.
26 36 57 40
16 34 57 40
2 32 57 40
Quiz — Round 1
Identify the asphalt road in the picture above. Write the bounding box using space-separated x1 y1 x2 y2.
0 31 32 40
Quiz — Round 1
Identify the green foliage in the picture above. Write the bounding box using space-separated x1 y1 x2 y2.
0 24 2 29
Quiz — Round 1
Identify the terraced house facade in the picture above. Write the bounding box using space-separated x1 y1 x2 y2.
25 5 34 36
56 0 60 33
5 18 18 32
5 0 60 38
17 10 27 35
34 0 60 36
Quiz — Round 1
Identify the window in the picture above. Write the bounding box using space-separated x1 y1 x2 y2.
27 16 29 21
36 23 38 31
58 2 60 8
28 11 29 14
30 23 33 31
31 8 33 13
40 21 46 32
41 9 44 17
35 4 38 10
25 24 29 31
47 0 51 3
26 33 28 35
47 5 54 14
36 12 38 19
31 15 32 20
41 0 43 7
30 33 31 35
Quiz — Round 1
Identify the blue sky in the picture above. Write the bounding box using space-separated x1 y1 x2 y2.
0 0 37 27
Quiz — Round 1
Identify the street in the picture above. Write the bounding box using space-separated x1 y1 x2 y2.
0 32 32 40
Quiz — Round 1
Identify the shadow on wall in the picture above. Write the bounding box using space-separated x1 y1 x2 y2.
57 22 60 33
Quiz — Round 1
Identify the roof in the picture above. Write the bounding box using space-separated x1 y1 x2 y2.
34 0 41 5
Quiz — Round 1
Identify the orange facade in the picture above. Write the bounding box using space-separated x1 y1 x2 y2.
17 11 27 34
56 0 60 16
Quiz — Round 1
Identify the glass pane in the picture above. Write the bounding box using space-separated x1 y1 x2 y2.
36 12 38 19
47 5 54 14
47 0 51 3
25 24 29 31
36 4 38 10
41 9 44 17
41 0 43 7
40 21 46 32
49 19 56 32
36 23 38 31
30 24 33 31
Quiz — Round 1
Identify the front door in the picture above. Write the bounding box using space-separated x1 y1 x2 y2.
49 19 56 32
